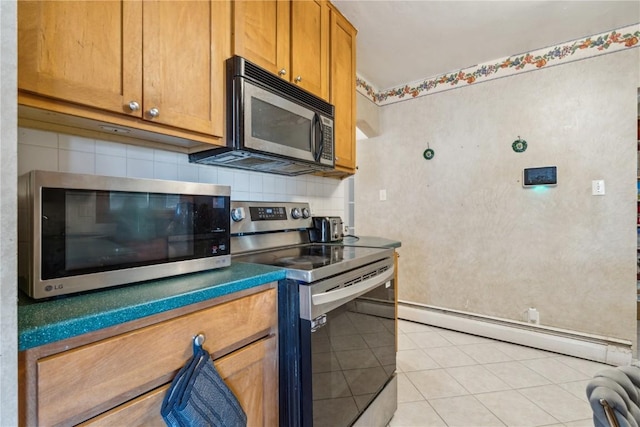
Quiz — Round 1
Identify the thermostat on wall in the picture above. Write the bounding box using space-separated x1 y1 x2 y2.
523 166 557 187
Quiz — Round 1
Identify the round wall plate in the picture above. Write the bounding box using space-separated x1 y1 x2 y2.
423 148 435 160
512 139 527 153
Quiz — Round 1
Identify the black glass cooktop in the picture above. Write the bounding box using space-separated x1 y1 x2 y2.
233 244 392 283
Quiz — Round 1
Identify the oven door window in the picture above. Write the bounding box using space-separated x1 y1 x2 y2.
40 188 230 280
309 281 396 427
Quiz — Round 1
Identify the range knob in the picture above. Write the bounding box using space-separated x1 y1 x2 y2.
231 207 245 222
290 207 302 219
301 207 310 219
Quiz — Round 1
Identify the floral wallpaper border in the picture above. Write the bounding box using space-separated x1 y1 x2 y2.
357 23 640 106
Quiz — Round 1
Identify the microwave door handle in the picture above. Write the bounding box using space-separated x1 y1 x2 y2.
312 113 324 162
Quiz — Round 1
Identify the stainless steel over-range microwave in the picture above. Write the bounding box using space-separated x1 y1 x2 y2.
18 170 231 299
189 55 335 176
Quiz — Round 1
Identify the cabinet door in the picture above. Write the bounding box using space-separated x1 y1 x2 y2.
330 9 357 171
18 1 142 116
79 336 278 427
233 0 290 77
143 0 228 136
33 289 276 426
291 0 329 99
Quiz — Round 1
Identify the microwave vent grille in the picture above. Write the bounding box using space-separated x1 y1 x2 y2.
241 59 334 117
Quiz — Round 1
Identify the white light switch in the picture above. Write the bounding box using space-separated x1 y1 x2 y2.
379 189 387 201
592 180 605 196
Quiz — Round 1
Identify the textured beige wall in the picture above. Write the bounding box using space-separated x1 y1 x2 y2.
355 49 639 344
356 92 380 137
0 0 18 423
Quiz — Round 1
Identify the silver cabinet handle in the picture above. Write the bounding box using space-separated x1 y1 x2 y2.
128 101 140 112
294 76 302 83
278 68 287 76
148 107 160 118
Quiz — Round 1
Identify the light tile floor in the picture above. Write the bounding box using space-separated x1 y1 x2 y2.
388 319 614 427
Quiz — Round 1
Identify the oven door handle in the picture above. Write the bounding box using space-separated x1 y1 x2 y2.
312 266 395 309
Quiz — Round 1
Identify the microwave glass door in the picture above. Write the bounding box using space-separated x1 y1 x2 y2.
40 188 230 280
244 81 319 163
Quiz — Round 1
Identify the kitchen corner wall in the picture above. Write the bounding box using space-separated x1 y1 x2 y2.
355 48 639 346
17 128 347 218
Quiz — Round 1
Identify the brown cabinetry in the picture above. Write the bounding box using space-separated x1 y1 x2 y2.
18 0 229 144
233 0 329 100
329 6 358 173
19 286 278 426
17 0 357 175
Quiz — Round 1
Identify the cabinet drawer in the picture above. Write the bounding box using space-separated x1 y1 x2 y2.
36 288 276 426
80 335 278 427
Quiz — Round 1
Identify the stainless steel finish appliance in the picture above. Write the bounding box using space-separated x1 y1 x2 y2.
230 201 397 427
18 170 231 299
189 56 335 176
309 216 344 243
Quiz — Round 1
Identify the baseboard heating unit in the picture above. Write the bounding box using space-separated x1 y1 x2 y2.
398 301 633 366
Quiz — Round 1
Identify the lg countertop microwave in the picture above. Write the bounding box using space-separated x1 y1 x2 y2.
18 170 231 299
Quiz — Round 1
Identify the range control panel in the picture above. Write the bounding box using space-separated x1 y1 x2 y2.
250 206 287 221
230 201 313 235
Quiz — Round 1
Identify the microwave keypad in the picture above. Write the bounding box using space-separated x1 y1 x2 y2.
322 127 333 161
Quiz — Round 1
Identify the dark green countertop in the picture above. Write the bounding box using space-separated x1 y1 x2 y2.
341 235 402 249
18 236 399 352
18 262 286 352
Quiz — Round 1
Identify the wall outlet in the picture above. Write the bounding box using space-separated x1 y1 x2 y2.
379 189 387 201
592 180 605 196
526 307 540 324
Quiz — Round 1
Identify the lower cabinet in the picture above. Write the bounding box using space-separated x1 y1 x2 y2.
19 286 278 426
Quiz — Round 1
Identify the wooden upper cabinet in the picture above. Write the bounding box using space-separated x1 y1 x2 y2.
18 1 143 116
330 6 357 172
232 0 290 77
143 1 228 136
18 0 229 138
290 0 329 99
233 0 329 100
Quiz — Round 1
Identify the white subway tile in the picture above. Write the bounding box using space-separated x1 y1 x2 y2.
233 190 250 201
274 177 287 194
286 178 297 195
176 152 191 165
18 127 58 148
18 144 58 175
59 149 95 174
178 164 199 183
153 149 178 164
249 174 263 193
58 134 95 153
233 171 250 192
154 161 178 181
198 166 218 184
126 144 154 161
17 130 344 211
96 154 127 177
217 169 234 186
126 158 154 178
296 179 308 196
262 175 276 193
96 140 127 157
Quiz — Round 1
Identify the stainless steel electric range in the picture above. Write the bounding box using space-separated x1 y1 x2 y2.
230 201 397 427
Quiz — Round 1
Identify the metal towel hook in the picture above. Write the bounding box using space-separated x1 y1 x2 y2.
192 333 206 354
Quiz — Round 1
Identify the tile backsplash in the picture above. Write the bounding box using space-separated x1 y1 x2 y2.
18 127 347 218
